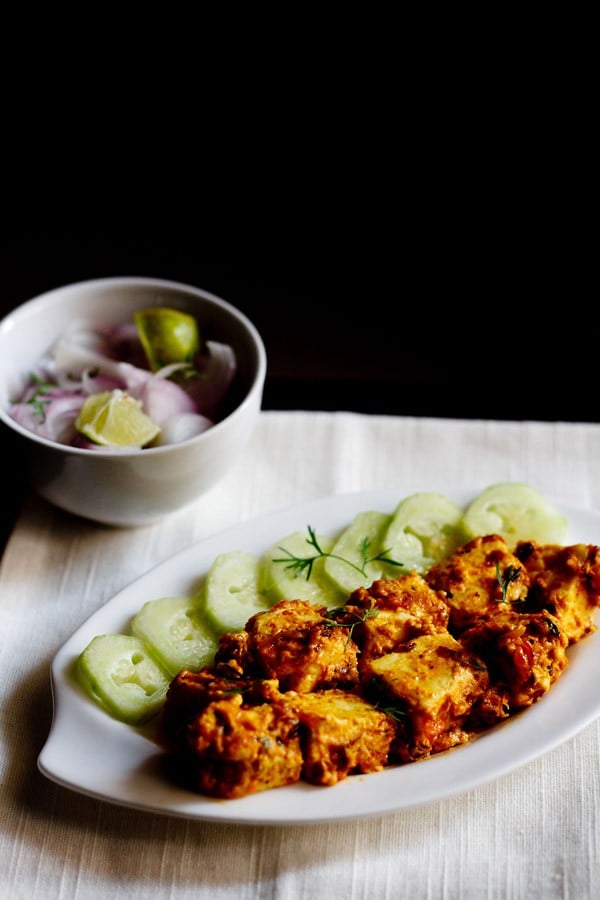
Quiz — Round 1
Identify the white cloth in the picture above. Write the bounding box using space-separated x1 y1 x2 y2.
1 411 599 900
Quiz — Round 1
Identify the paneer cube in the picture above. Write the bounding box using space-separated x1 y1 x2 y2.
515 541 600 644
343 573 450 667
365 632 489 762
426 534 530 634
161 666 279 746
459 608 569 711
245 599 359 692
183 693 303 799
289 689 396 785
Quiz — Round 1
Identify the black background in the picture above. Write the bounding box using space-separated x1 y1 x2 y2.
2 6 593 422
2 217 592 423
0 99 593 546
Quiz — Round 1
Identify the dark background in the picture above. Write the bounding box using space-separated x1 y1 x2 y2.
2 222 592 423
2 7 593 422
0 108 593 547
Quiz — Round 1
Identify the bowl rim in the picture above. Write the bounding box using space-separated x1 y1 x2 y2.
0 275 267 457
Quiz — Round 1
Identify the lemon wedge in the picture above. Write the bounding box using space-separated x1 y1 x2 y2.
134 307 200 372
75 389 161 448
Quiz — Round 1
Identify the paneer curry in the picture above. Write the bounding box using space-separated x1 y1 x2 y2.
160 533 600 799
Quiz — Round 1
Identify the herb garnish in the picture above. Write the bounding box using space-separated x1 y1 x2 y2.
175 365 201 381
272 525 403 582
495 562 522 603
372 700 407 722
467 657 487 671
25 374 54 423
324 604 379 646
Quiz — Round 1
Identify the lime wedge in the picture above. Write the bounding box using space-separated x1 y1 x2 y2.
75 389 160 447
134 307 200 372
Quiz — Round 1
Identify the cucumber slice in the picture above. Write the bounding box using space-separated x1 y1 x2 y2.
323 510 400 594
262 530 346 608
462 482 568 547
131 595 219 675
76 633 171 724
384 492 466 573
201 549 271 634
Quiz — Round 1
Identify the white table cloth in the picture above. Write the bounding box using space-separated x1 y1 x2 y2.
1 411 599 900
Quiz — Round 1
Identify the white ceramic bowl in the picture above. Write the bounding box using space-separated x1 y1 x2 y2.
0 277 267 526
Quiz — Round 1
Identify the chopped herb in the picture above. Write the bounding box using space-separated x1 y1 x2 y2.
272 525 403 582
25 374 54 423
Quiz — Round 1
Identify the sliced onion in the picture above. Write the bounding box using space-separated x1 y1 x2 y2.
139 374 196 427
113 361 153 398
107 322 147 368
43 394 86 442
154 362 190 380
81 369 122 395
9 319 238 450
183 341 237 418
51 337 122 381
10 393 85 444
155 413 214 446
61 320 110 353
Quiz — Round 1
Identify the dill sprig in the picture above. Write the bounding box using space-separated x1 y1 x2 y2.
467 657 487 671
324 604 379 645
495 562 522 603
372 700 407 722
272 525 403 582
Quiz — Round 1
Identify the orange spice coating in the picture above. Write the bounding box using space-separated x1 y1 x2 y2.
459 608 569 712
343 572 450 671
243 598 359 692
515 540 600 644
363 631 489 762
184 693 303 798
426 534 530 634
161 536 600 799
288 689 396 785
